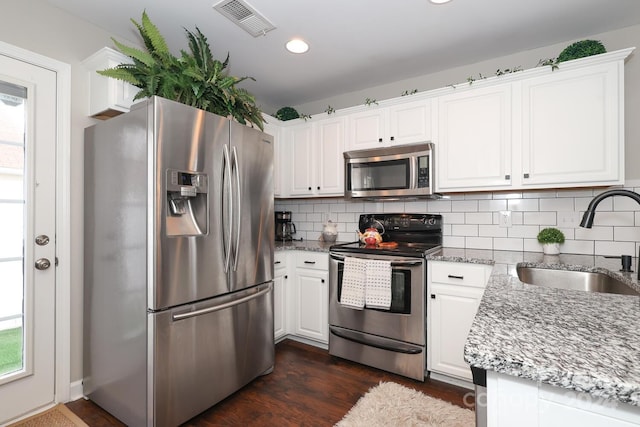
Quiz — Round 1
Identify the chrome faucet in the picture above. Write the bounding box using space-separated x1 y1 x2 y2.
580 189 640 279
580 189 640 228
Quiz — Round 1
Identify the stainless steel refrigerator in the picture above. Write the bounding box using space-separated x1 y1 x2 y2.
83 96 275 427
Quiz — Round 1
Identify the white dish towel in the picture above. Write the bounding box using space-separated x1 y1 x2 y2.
365 259 392 310
339 257 367 310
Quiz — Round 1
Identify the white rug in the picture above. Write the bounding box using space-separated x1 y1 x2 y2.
336 382 475 427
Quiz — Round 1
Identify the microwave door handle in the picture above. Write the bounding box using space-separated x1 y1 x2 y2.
409 156 417 189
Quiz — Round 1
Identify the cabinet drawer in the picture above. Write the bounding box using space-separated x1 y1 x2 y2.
274 252 287 268
429 261 490 288
295 252 328 270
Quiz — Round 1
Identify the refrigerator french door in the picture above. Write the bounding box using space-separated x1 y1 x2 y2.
84 96 274 427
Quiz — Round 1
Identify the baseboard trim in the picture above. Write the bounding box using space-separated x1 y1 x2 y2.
67 380 84 402
428 372 474 390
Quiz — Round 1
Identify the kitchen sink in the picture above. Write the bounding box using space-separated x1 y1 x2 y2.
516 266 640 296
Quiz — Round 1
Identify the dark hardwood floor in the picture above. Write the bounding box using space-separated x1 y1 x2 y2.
67 339 475 426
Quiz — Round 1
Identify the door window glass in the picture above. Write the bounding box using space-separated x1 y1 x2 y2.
0 81 26 377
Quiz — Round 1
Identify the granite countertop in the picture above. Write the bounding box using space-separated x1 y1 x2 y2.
437 249 640 407
275 239 348 252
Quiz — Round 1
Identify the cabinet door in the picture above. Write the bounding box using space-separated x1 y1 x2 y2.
315 117 345 196
436 84 512 191
388 99 432 145
264 121 285 197
347 108 387 150
520 62 622 187
287 124 314 196
274 264 288 340
294 268 328 343
429 283 484 380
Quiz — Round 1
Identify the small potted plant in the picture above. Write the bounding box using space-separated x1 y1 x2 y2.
537 227 565 255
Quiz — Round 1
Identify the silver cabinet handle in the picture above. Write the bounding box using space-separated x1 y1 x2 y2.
35 258 51 270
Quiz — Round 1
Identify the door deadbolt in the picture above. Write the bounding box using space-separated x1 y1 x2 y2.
35 258 51 270
35 235 50 246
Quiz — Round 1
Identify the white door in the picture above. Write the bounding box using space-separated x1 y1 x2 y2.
0 52 58 423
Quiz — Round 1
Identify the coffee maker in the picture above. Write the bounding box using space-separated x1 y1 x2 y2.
275 211 297 241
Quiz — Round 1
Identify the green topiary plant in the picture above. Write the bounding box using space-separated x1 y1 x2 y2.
275 106 300 121
537 227 565 244
557 40 606 63
97 11 264 130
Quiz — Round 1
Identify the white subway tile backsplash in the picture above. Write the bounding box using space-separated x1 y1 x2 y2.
595 241 636 256
466 237 494 250
539 198 574 212
575 226 613 241
560 240 594 255
590 212 634 227
508 225 540 239
443 212 465 224
523 211 556 225
465 212 493 225
452 224 479 236
478 199 507 212
452 200 479 212
507 198 539 211
479 225 508 238
494 238 524 251
613 227 640 242
275 185 640 255
428 200 452 212
443 235 465 248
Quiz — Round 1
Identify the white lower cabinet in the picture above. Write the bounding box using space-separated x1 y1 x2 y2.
487 371 640 426
427 261 493 382
293 252 329 343
273 252 289 341
273 250 329 345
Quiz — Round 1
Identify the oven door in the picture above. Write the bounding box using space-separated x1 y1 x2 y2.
328 252 425 345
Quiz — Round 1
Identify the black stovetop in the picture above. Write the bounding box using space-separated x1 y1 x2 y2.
330 213 443 257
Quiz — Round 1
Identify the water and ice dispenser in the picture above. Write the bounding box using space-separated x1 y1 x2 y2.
166 169 208 236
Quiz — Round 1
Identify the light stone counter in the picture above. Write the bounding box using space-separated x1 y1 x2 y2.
428 249 640 407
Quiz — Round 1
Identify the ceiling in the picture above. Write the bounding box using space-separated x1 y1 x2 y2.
48 0 640 111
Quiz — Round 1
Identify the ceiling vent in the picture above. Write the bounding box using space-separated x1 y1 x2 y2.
213 0 276 37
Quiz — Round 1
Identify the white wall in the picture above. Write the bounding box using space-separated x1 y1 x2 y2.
276 180 640 257
2 0 639 390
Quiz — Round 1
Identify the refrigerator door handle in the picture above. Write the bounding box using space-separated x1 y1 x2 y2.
171 283 272 321
222 144 233 274
231 146 241 272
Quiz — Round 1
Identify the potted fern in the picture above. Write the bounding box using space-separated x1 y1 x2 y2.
537 227 565 255
97 11 264 130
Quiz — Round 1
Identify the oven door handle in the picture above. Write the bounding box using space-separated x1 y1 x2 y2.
329 326 423 354
330 253 423 267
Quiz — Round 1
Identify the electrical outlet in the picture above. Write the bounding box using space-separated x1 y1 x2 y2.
499 211 512 228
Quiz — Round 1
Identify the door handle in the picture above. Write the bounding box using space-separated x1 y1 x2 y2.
35 235 50 246
35 258 51 270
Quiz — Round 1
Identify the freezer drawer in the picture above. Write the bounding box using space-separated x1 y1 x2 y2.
151 282 274 427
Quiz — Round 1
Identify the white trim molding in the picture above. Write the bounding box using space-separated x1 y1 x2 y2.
0 41 72 404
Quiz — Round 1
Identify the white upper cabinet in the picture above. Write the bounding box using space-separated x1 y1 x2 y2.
262 117 283 197
436 84 513 191
285 117 346 197
82 47 139 119
435 48 632 193
346 98 432 150
520 61 623 187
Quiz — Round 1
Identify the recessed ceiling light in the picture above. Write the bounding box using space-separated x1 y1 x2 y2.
430 0 452 3
286 39 309 54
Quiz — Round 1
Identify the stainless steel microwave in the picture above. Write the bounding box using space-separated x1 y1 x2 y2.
344 142 435 200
